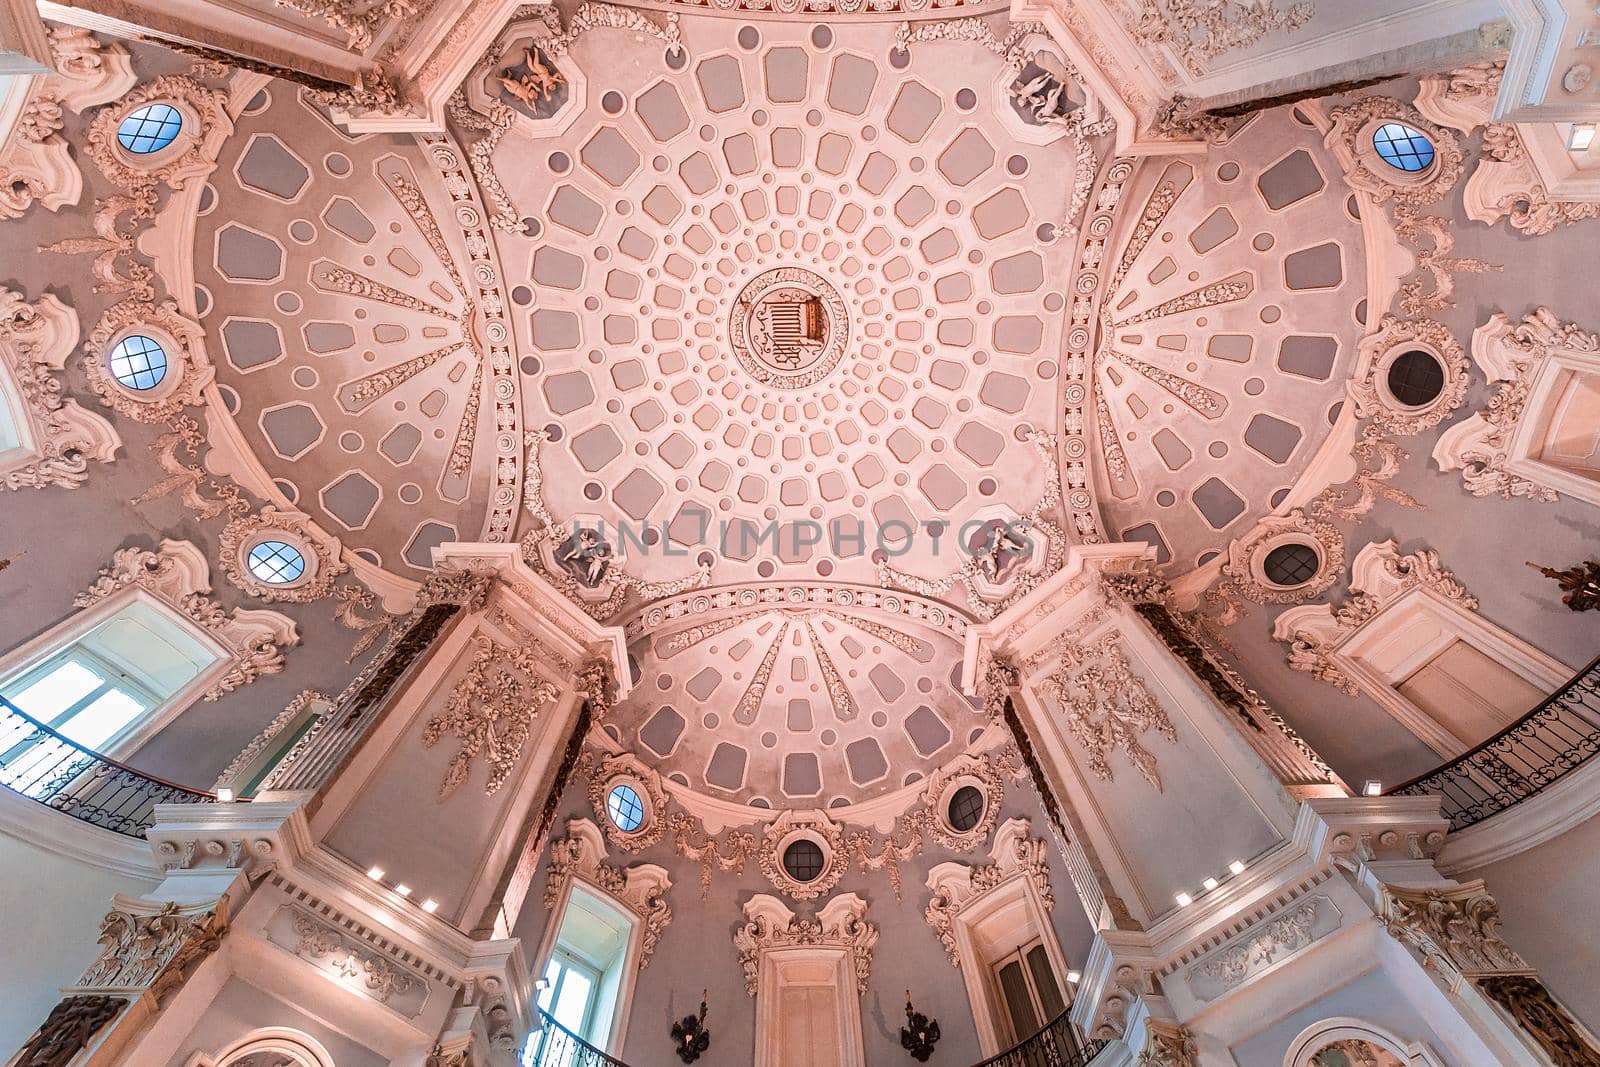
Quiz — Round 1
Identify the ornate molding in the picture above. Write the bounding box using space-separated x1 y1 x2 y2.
72 540 299 699
78 895 228 1006
282 907 424 1009
1379 880 1525 979
81 298 212 424
1325 97 1463 209
921 752 1005 851
84 75 231 199
421 634 561 799
1039 634 1175 791
1273 540 1476 695
1476 975 1600 1066
925 818 1052 966
585 751 668 853
758 810 847 901
1184 895 1340 1001
734 893 877 997
12 994 125 1067
1471 124 1600 234
1350 316 1470 435
216 689 327 788
544 819 672 966
217 507 347 604
0 289 120 490
1128 0 1313 80
1435 307 1598 502
1137 1021 1198 1067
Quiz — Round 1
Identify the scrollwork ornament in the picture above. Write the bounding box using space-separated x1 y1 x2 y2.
422 635 560 798
1351 316 1470 435
217 507 347 603
1040 635 1175 791
85 76 231 196
81 299 210 423
734 893 876 997
1325 97 1463 208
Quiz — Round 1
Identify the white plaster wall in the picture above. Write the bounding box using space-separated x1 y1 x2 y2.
0 821 159 1049
1466 813 1600 1031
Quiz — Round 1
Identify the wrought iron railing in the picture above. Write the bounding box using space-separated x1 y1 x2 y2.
974 1008 1106 1067
522 1009 629 1067
0 696 217 837
1389 651 1600 831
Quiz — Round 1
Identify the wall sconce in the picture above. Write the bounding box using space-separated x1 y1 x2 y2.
1528 559 1600 612
900 992 941 1062
671 991 710 1063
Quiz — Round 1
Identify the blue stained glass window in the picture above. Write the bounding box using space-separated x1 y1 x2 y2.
1372 122 1435 173
117 103 183 154
248 540 307 585
606 783 645 831
107 335 168 391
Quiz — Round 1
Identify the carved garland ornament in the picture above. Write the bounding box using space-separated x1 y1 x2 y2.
734 893 877 997
1435 307 1597 502
421 634 561 799
292 909 418 1003
0 289 120 490
544 819 673 966
73 540 299 699
1039 634 1176 791
1128 0 1313 79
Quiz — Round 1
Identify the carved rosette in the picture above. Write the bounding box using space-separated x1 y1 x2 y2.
422 635 561 799
0 289 120 490
78 895 229 1006
1273 540 1476 695
734 893 877 997
1435 308 1598 502
72 540 299 699
217 507 348 603
543 819 673 966
1324 97 1463 209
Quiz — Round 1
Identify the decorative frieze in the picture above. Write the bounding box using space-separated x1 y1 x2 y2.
1184 895 1342 1001
734 893 877 996
262 905 428 1014
0 289 120 491
73 540 299 700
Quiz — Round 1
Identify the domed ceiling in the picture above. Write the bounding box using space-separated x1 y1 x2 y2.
182 6 1374 810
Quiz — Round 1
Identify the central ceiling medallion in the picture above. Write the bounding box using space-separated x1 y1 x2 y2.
730 267 849 389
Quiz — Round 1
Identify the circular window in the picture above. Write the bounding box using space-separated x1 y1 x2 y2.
947 785 986 833
1372 122 1435 173
1386 349 1445 407
606 783 645 832
781 839 825 883
247 540 307 585
1263 543 1320 588
107 334 169 391
117 103 183 154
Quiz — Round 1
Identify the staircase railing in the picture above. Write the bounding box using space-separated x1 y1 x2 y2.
1388 651 1600 831
973 1008 1106 1067
0 695 217 837
523 1009 629 1067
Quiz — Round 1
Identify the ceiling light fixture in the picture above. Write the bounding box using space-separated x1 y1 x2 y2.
366 867 385 881
1066 971 1081 984
1228 860 1246 876
1363 780 1383 796
395 884 413 897
422 899 439 913
1202 877 1219 891
1175 892 1192 907
215 787 234 803
1569 123 1597 152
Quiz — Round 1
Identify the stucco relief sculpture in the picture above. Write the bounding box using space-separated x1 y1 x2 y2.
79 895 229 1005
1435 307 1600 504
422 634 561 798
733 893 877 996
544 819 674 966
290 909 419 1005
1039 634 1175 790
73 540 299 699
1127 0 1313 78
924 818 1052 965
0 289 120 491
